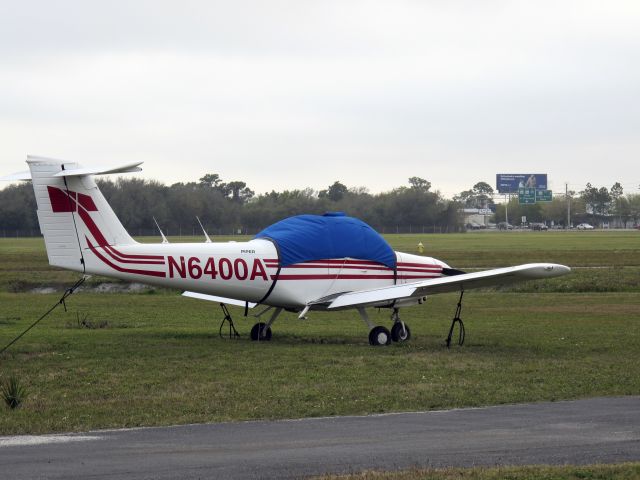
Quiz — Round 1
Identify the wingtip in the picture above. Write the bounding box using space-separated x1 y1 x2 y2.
543 263 571 276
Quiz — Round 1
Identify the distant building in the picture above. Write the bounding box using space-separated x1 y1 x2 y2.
462 208 493 229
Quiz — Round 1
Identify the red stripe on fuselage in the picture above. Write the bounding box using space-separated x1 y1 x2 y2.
107 245 164 261
397 262 442 268
273 274 394 280
87 238 166 278
397 267 442 273
272 274 441 281
102 244 165 265
281 264 390 271
278 264 441 274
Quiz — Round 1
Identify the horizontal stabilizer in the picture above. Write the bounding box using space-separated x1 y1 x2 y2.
3 158 144 180
328 263 571 309
1 170 32 181
53 161 143 177
182 291 257 308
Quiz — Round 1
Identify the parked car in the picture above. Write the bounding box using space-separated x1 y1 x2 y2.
530 223 548 231
576 223 594 230
497 222 514 230
466 222 485 230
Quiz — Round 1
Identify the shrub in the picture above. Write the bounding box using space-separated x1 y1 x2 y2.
1 375 28 409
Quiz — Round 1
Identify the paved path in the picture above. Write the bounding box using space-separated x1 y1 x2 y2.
1 396 639 479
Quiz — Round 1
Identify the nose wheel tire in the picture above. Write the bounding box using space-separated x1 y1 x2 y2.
369 326 391 346
391 322 411 342
250 322 272 341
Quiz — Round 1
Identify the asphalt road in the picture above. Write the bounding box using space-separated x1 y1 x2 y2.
1 396 638 479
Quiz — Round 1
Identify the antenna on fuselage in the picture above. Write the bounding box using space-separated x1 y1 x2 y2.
196 216 212 243
153 216 169 244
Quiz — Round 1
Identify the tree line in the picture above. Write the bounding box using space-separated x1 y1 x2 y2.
2 175 638 236
0 175 462 236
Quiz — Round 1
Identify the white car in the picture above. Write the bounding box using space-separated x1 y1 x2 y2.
576 223 595 230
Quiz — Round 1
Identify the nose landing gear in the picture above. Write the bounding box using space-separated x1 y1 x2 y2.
390 308 411 343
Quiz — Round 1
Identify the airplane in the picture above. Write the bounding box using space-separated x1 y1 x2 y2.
3 156 571 346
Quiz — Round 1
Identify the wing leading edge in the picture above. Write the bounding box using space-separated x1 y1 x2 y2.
327 263 571 310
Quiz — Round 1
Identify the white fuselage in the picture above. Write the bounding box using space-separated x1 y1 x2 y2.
81 239 449 310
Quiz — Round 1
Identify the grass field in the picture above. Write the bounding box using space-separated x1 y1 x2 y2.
0 231 639 437
313 463 640 479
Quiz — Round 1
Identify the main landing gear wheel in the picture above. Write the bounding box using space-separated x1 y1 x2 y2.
368 326 391 346
250 322 272 341
391 322 411 342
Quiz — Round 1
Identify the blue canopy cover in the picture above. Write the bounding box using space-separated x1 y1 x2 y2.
255 213 396 269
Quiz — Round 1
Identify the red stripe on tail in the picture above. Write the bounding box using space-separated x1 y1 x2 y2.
47 186 75 212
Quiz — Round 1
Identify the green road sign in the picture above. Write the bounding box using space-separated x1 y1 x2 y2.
536 189 553 202
518 188 536 204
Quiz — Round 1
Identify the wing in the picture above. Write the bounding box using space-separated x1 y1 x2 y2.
327 263 571 310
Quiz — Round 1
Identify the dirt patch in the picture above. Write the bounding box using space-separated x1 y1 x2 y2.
29 287 57 294
25 282 153 294
88 283 150 293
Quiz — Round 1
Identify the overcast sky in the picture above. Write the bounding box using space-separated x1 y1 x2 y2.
1 0 639 198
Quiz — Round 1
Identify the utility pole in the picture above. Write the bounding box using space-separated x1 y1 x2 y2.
565 183 571 229
505 193 509 226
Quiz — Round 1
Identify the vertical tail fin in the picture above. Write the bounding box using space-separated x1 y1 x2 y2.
27 156 137 272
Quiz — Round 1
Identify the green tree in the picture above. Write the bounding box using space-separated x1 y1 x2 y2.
198 173 223 188
408 177 431 192
0 173 462 235
0 183 38 233
319 181 348 202
610 182 624 225
627 194 640 226
455 181 495 209
225 181 254 203
541 197 568 227
581 183 612 223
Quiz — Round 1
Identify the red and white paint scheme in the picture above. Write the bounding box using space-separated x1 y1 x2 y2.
4 156 571 346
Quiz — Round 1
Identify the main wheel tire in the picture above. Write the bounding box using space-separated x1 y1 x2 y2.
250 322 272 341
368 326 391 346
391 322 411 342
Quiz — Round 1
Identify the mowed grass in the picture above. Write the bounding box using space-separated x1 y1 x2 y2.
386 230 640 267
312 463 640 480
0 231 638 435
0 290 638 434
